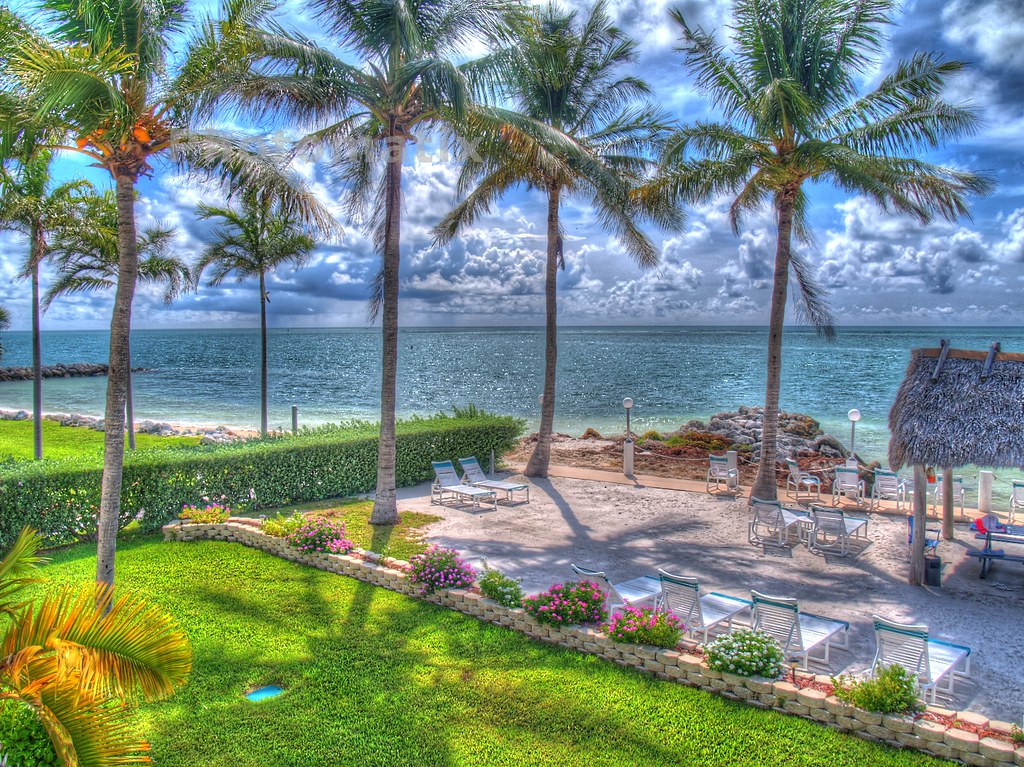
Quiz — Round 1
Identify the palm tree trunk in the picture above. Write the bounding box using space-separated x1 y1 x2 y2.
751 187 797 501
29 236 43 462
910 464 927 585
370 135 404 526
126 347 136 451
96 172 140 589
259 270 268 437
526 184 561 478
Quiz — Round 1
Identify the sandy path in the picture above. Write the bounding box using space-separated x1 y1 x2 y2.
397 475 1024 721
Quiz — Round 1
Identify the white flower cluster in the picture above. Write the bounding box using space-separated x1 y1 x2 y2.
705 629 784 678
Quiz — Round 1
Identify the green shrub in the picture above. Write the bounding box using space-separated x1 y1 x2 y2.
478 563 523 607
705 629 784 678
664 431 733 452
832 664 922 714
0 700 59 766
639 430 663 443
262 512 305 538
180 503 231 524
0 409 523 551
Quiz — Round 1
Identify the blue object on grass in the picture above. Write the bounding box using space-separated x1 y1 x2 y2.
245 685 284 702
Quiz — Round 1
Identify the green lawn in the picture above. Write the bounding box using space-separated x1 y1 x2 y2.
0 419 201 461
35 537 953 767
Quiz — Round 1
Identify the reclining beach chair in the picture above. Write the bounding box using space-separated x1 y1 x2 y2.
431 461 497 511
871 615 971 704
807 505 869 557
786 459 820 501
458 456 529 504
931 475 965 518
831 466 865 507
706 454 739 493
871 469 907 512
657 569 751 644
747 498 807 548
751 591 849 670
1010 481 1024 524
570 564 661 612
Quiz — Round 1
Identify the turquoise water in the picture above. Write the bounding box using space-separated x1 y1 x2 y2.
1 325 1022 475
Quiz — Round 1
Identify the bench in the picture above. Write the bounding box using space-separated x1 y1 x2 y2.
965 548 1024 578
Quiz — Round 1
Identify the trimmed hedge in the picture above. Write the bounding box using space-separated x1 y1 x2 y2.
0 410 523 550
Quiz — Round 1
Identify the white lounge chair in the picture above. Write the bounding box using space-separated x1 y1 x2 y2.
570 564 661 612
786 459 820 501
431 461 497 510
807 505 869 557
751 591 849 670
706 454 739 493
832 466 865 507
871 469 907 512
871 615 971 704
747 498 807 548
932 475 965 518
458 456 529 504
657 569 751 644
1010 481 1024 524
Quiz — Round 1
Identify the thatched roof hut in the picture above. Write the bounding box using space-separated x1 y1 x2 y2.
889 345 1024 471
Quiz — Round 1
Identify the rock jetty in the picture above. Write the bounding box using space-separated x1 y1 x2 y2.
0 408 248 444
681 405 849 460
0 362 150 382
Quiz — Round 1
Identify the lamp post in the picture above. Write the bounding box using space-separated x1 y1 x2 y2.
622 397 634 477
847 408 861 457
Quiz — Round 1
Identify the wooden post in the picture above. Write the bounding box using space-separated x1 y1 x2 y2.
911 464 927 585
942 467 955 540
292 405 298 436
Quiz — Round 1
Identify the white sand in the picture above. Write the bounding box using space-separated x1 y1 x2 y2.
398 475 1024 721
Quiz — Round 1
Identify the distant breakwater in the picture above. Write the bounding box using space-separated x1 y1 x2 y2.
0 362 150 382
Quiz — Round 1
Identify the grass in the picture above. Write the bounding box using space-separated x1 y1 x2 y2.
34 537 954 767
252 498 439 560
0 419 201 461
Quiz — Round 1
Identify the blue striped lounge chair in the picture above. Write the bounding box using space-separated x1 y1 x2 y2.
431 461 497 511
751 591 849 670
570 564 662 612
871 615 971 704
657 569 751 644
458 456 529 504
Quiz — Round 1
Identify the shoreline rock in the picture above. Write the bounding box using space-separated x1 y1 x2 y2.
0 362 152 382
0 408 249 444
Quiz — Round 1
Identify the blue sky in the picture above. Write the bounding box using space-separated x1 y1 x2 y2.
1 0 1022 331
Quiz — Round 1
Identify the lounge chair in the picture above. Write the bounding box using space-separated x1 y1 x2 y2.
931 475 965 518
1010 481 1024 524
871 615 971 704
785 459 820 501
831 466 865 507
657 569 751 644
750 591 849 670
706 454 739 493
907 514 939 554
747 498 807 548
430 461 497 510
458 456 529 504
871 469 907 512
807 505 869 557
570 564 661 612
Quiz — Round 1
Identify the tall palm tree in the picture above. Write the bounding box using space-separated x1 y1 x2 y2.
0 151 91 460
0 303 9 359
434 1 679 477
230 0 524 523
194 193 316 436
0 0 332 587
45 189 191 450
657 0 992 507
0 526 192 766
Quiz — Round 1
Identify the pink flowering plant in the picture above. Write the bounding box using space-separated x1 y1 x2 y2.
605 605 684 648
522 581 607 626
285 517 354 555
409 545 478 594
180 503 231 524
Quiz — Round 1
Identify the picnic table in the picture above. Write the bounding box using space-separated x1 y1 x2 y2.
966 518 1024 578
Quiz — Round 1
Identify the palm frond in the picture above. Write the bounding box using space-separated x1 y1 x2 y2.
0 526 47 619
789 249 836 340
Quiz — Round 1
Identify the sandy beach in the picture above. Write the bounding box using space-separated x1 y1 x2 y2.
398 471 1024 722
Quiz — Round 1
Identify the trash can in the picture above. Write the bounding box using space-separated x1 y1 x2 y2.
924 556 942 587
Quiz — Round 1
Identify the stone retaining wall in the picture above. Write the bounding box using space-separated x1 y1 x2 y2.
164 520 1024 767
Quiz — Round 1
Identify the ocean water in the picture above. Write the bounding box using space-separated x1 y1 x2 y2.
1 325 1022 476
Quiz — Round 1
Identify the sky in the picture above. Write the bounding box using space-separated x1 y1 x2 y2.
1 0 1022 332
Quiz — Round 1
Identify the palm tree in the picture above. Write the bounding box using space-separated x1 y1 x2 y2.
0 526 192 766
194 193 316 436
434 1 679 477
658 0 992 508
0 0 332 587
0 303 9 360
231 0 524 523
45 189 191 450
0 151 91 460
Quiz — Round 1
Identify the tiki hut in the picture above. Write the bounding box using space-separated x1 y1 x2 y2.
889 342 1024 584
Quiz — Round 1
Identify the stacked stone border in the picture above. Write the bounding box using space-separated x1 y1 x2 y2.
164 519 1023 767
